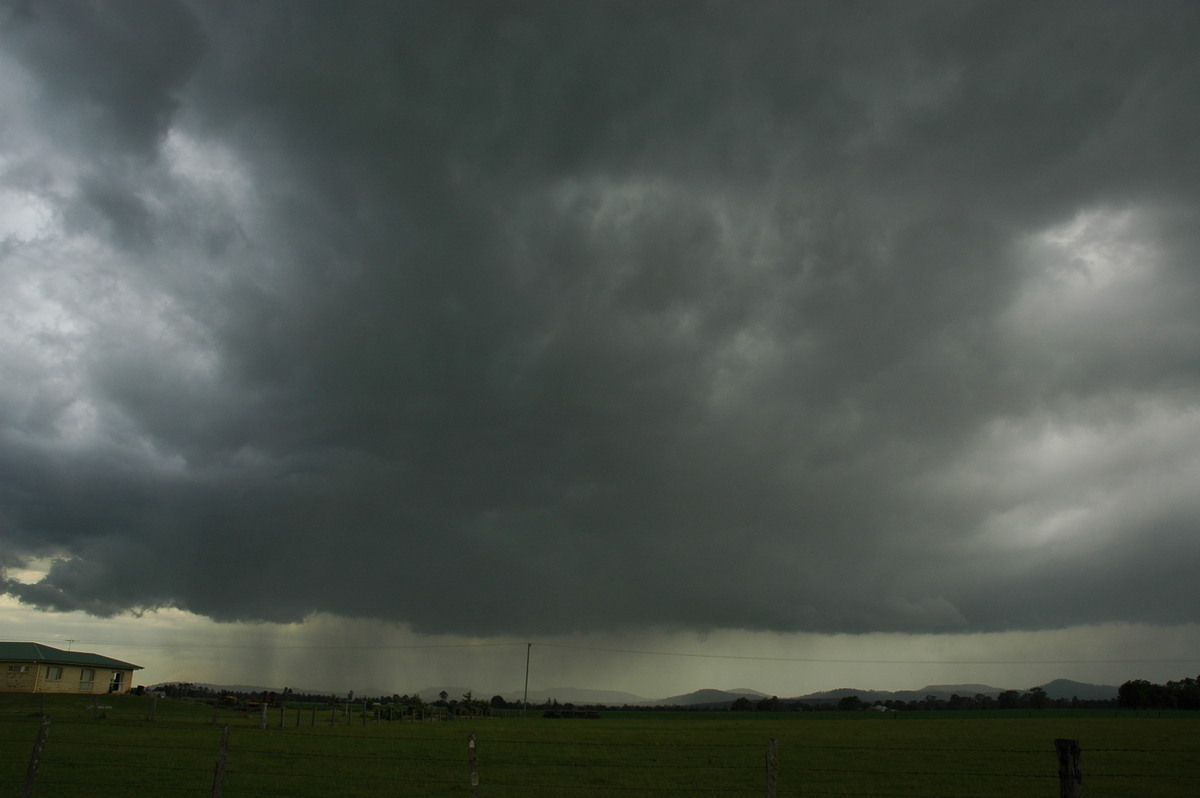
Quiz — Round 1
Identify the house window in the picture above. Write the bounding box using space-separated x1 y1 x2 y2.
109 671 124 692
80 668 95 690
7 665 30 672
45 666 63 681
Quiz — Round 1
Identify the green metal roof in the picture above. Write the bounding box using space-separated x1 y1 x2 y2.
0 642 142 670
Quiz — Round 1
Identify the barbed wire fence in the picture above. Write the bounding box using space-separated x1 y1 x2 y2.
4 713 1200 797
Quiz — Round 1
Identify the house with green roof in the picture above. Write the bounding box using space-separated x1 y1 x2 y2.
1 642 143 694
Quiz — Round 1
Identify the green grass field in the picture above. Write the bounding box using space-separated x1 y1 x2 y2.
3 694 1199 796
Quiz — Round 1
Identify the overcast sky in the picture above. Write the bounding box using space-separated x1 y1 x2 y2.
3 0 1200 698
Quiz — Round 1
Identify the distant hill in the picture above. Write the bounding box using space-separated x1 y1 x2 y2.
790 687 888 704
651 688 769 707
793 684 1007 704
1037 679 1118 701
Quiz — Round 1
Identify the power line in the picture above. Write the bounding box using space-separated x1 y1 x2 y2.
2 638 522 652
529 642 1200 666
10 637 1198 667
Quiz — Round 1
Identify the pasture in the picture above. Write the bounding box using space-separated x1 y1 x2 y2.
2 694 1199 796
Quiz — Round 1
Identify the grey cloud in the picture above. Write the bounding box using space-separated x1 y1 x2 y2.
1 0 205 154
3 1 1200 638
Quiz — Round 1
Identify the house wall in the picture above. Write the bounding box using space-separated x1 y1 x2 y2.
0 662 137 694
2 663 39 692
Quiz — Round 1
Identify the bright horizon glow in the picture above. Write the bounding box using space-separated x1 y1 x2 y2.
3 598 1197 699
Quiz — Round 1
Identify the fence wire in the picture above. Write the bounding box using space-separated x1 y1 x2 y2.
2 712 1199 797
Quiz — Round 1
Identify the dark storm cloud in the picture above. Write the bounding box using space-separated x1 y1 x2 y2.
3 0 1200 636
1 0 204 153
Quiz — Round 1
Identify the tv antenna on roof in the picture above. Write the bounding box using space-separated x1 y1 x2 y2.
65 639 75 650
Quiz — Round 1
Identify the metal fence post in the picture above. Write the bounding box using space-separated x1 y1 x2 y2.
212 725 230 798
468 732 479 797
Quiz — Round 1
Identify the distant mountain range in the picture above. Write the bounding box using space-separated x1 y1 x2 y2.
154 679 1118 706
506 679 1117 707
784 679 1117 705
435 679 1117 706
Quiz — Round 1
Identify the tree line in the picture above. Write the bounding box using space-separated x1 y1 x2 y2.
156 678 1200 713
725 688 1116 712
1118 676 1200 710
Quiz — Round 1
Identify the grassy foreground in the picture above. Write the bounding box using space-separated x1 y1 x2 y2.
2 694 1199 796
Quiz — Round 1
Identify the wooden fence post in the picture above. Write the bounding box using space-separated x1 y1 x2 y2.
1055 738 1082 798
765 737 778 798
468 732 479 797
212 725 230 798
19 715 51 798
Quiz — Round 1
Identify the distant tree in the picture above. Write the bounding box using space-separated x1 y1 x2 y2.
1025 687 1049 710
490 695 508 709
757 696 781 712
946 694 972 711
1117 678 1191 710
458 691 488 715
837 695 866 712
996 690 1022 709
731 696 753 711
1174 677 1200 709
